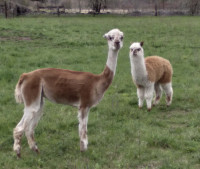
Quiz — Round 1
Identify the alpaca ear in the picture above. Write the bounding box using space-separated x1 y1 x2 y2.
103 33 109 39
140 41 144 46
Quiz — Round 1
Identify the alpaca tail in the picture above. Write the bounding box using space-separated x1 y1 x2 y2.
15 74 26 104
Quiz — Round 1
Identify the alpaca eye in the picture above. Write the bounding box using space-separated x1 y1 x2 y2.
137 48 141 51
109 36 114 41
130 49 133 52
120 36 124 40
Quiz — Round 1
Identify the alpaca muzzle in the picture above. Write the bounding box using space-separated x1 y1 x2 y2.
114 41 120 49
133 50 137 56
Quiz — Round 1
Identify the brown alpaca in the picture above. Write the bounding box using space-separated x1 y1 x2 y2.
129 42 173 111
13 29 124 157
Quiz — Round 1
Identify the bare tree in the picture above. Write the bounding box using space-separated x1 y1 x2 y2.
4 0 8 18
153 0 158 16
162 0 165 9
31 0 46 12
88 0 107 13
60 0 71 12
78 0 81 13
187 0 199 15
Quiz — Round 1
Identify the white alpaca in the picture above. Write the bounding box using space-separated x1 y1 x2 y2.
13 29 124 157
129 42 173 111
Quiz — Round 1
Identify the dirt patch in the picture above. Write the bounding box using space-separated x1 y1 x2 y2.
0 37 8 41
0 37 32 41
16 37 32 41
136 161 161 169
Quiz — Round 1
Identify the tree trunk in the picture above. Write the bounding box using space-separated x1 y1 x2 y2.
57 7 60 16
189 0 199 15
155 3 158 16
97 2 101 13
37 2 39 12
162 0 165 9
78 0 81 13
90 0 103 14
4 0 8 18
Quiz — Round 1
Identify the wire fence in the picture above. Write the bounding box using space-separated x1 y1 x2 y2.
0 0 200 17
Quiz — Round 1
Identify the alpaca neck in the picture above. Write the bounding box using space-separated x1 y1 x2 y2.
99 49 119 92
106 49 119 75
130 53 147 80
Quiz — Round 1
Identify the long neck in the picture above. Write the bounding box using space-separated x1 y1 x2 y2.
130 53 147 77
106 49 119 75
99 48 119 92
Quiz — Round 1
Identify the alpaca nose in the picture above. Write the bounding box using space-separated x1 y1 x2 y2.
115 40 120 45
133 50 137 55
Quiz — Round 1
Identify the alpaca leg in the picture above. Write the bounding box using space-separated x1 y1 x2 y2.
153 83 162 106
13 99 43 157
137 87 145 108
161 82 173 106
13 115 26 158
25 103 43 153
78 107 89 151
13 106 37 157
145 85 154 111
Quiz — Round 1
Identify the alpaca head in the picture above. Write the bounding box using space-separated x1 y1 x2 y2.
103 29 124 51
130 42 144 58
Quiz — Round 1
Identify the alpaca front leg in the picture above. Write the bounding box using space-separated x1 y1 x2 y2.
78 107 89 151
137 87 145 108
145 85 154 111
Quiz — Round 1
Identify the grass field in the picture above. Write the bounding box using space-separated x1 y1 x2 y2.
0 15 200 169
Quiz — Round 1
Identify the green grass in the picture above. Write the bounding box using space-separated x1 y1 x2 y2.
0 15 200 169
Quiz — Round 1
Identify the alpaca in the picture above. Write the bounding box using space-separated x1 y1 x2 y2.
13 29 124 157
129 42 173 111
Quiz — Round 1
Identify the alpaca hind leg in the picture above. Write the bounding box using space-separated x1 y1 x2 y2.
14 106 39 157
137 87 145 108
78 107 90 151
13 99 43 157
13 115 26 158
161 82 173 106
25 99 44 153
153 83 162 106
145 85 154 111
13 106 40 157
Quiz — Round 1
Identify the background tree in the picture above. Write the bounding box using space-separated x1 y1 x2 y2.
78 0 82 13
88 0 107 13
187 0 199 15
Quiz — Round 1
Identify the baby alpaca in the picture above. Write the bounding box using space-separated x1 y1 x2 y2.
129 42 173 111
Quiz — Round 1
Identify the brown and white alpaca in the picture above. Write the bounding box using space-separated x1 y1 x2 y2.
129 42 173 111
13 29 124 157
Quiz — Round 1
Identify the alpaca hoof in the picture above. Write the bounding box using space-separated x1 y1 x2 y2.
80 141 87 152
16 150 21 158
14 145 21 158
166 102 171 107
32 145 40 154
17 153 21 159
139 106 142 109
34 148 40 154
147 108 152 112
